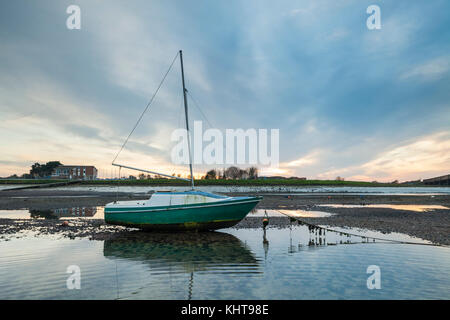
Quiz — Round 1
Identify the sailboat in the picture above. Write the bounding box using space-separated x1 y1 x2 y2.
104 50 262 231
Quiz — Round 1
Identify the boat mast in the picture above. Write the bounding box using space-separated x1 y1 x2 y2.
179 50 195 189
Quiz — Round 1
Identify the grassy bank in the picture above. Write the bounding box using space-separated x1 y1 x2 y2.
0 178 424 187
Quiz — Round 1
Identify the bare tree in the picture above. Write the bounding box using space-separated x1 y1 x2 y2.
247 166 258 179
225 166 241 179
205 169 217 179
239 169 248 179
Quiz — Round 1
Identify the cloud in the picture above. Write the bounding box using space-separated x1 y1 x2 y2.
361 131 450 179
89 2 211 97
0 0 449 181
284 151 320 168
317 131 450 182
400 56 450 81
259 151 321 177
259 167 291 177
326 28 348 41
0 160 31 166
121 141 163 157
369 8 420 46
65 124 107 142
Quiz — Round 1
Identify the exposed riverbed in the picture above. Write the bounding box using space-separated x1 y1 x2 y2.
0 186 449 245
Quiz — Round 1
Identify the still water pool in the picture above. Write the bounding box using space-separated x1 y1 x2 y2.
0 227 449 300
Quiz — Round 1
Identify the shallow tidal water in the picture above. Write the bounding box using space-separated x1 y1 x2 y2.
2 204 447 220
0 207 336 219
7 184 447 195
317 204 449 212
0 226 449 300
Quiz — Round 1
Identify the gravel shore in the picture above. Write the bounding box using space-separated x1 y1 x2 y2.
0 189 449 245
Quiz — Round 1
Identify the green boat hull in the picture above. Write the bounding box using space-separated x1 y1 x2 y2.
104 197 261 231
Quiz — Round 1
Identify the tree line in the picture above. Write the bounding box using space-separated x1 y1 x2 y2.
5 161 62 179
204 166 258 180
127 167 259 181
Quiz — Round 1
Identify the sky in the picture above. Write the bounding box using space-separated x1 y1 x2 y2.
0 0 449 182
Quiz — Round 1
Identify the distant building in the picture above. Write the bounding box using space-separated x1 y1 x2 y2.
423 174 450 186
51 165 97 180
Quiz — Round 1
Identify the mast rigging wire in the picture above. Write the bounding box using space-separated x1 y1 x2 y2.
186 90 214 129
187 91 236 176
112 51 180 164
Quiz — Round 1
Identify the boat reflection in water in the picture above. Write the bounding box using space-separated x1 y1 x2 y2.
29 207 97 219
104 231 259 269
103 231 261 299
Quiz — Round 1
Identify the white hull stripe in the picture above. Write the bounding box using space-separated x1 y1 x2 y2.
106 198 260 214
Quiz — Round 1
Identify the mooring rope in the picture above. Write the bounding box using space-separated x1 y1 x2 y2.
276 210 447 247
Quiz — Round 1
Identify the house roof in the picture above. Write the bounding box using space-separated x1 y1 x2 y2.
55 165 97 169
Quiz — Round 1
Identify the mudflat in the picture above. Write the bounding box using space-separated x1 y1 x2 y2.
0 188 449 245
